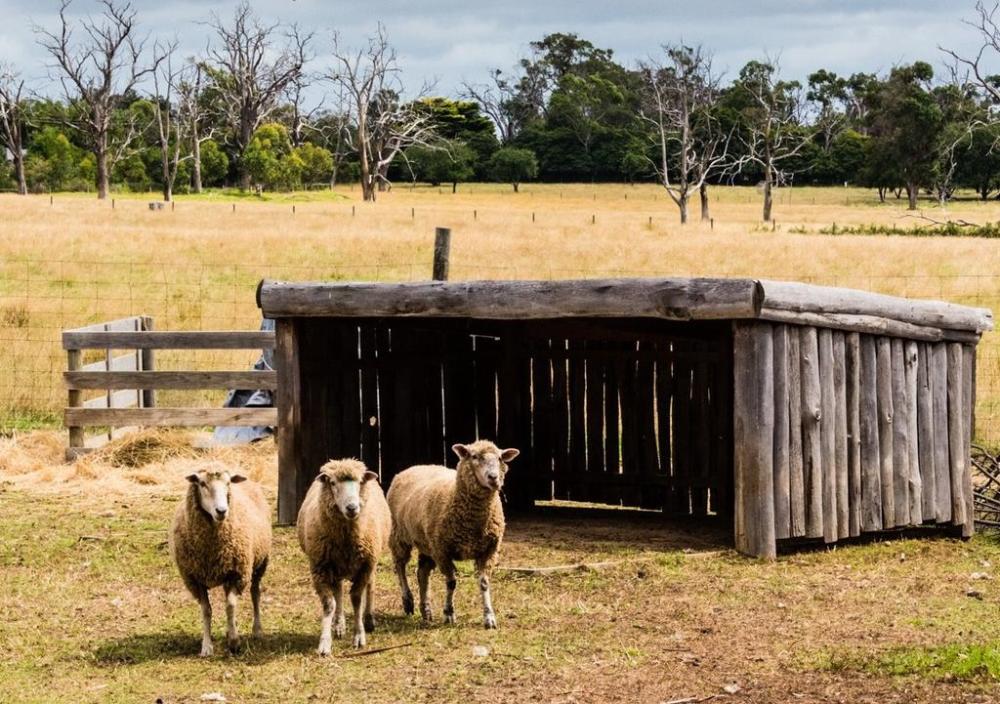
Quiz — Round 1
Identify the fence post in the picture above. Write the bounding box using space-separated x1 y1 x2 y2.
432 227 451 281
66 348 84 460
140 316 156 408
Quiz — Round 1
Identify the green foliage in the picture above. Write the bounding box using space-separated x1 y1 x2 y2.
819 642 1000 681
814 221 1000 238
199 140 229 187
294 142 334 185
244 123 306 191
405 140 476 189
488 147 539 191
24 126 88 192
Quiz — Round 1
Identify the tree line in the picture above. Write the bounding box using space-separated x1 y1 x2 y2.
2 0 1000 223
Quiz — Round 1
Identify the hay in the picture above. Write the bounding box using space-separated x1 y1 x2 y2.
0 431 65 476
98 429 198 468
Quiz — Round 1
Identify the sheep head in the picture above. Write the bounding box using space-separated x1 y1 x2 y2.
452 440 520 493
317 459 379 521
186 463 247 523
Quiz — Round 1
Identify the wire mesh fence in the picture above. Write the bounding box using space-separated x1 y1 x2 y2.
0 258 997 446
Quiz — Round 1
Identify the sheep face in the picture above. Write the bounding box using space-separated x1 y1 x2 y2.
318 460 379 520
186 467 247 523
452 442 520 491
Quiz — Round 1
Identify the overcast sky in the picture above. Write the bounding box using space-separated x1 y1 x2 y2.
0 0 987 98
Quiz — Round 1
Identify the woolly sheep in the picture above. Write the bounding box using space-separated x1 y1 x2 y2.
168 462 272 657
387 440 519 629
297 458 392 652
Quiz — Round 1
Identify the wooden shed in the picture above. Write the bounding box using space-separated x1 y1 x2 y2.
257 277 994 558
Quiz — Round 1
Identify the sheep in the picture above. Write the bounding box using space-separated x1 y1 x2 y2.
297 458 392 653
387 440 519 630
168 462 272 657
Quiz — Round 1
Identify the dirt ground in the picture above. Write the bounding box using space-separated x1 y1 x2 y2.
1 432 1000 703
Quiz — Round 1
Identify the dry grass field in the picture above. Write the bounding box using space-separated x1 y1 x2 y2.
0 182 997 442
1 184 1000 702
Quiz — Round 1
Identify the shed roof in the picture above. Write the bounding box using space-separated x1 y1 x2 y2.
257 277 994 343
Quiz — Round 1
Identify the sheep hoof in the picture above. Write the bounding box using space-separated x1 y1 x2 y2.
353 632 366 649
317 640 332 657
364 614 376 632
252 625 264 638
402 594 414 615
443 611 456 625
227 637 241 655
483 614 497 629
333 624 346 639
199 643 214 657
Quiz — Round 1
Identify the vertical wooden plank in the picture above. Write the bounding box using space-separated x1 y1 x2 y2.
443 327 477 448
931 343 952 523
946 343 967 528
890 339 910 527
859 335 882 532
689 357 710 514
359 325 380 475
655 342 673 511
916 343 936 523
498 324 533 511
787 327 805 537
585 346 605 496
275 319 302 525
530 340 554 501
672 356 692 514
833 332 850 540
550 338 570 500
818 328 837 543
733 322 776 559
845 333 862 537
603 344 620 489
772 325 791 540
876 337 896 528
475 335 499 441
339 323 362 460
618 343 640 506
568 339 588 502
637 341 661 510
904 341 922 525
391 327 416 475
66 348 84 457
961 344 976 538
376 326 398 482
140 316 155 409
800 326 824 538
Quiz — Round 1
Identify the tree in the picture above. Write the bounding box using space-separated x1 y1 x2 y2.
150 41 189 201
198 138 228 186
244 122 302 190
0 63 28 194
728 60 813 221
35 0 161 199
866 62 941 210
176 61 216 193
488 146 538 192
639 44 731 224
206 2 310 191
327 26 437 201
405 139 475 192
295 142 334 185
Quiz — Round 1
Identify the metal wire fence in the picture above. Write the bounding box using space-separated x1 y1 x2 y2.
0 258 997 446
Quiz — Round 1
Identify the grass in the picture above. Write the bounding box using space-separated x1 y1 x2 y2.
789 221 1000 238
3 472 1000 702
0 182 998 443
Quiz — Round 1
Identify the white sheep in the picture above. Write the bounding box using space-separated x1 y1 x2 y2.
297 459 392 652
387 440 519 629
168 462 272 656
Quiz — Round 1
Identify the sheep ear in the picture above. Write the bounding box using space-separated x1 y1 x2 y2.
230 474 247 484
452 444 470 459
363 471 379 484
186 473 200 484
500 448 520 463
317 472 330 484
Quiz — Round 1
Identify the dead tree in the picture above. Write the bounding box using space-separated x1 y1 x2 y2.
176 61 215 193
943 1 1000 104
0 63 27 195
149 41 190 202
206 2 310 191
462 70 528 145
35 0 160 199
639 45 731 224
327 26 436 201
730 60 812 222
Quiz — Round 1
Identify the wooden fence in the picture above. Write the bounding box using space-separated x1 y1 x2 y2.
62 316 277 459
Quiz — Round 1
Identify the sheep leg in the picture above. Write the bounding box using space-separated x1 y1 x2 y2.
476 560 497 629
393 546 414 616
417 555 436 622
441 559 458 625
250 561 266 638
350 576 368 649
195 585 214 657
224 586 241 654
332 580 346 639
364 577 376 633
315 579 336 657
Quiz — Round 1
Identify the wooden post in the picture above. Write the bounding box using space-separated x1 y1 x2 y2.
818 328 837 542
962 345 976 537
931 343 951 523
66 348 84 460
845 333 862 537
733 322 776 559
890 339 910 527
859 335 882 531
946 343 967 529
772 325 790 540
876 337 895 527
275 319 302 525
800 326 823 538
140 316 155 409
916 343 936 522
833 332 849 539
904 341 921 524
432 227 451 281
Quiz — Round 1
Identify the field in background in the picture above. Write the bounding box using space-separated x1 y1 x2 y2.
0 183 998 443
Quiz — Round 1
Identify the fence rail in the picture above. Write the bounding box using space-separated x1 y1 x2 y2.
62 316 275 459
